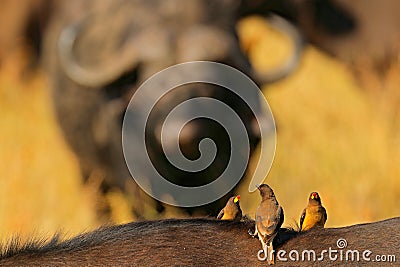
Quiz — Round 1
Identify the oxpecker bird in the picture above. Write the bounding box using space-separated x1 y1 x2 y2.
217 195 242 221
249 184 284 265
300 192 327 231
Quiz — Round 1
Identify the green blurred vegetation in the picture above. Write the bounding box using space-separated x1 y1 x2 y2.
0 16 399 243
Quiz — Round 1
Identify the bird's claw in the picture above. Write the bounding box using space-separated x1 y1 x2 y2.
248 228 256 237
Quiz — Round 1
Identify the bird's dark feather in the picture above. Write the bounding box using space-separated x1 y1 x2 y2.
300 208 306 229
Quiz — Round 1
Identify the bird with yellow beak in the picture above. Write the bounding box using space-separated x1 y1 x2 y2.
217 195 242 221
300 192 327 231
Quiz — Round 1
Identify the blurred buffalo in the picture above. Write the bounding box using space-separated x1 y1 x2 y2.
42 0 300 217
10 0 400 218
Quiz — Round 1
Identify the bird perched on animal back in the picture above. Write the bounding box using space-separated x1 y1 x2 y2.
300 192 327 231
249 184 284 265
217 195 242 221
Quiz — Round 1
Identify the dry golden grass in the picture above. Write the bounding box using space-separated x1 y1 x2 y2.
0 16 399 243
238 17 400 228
0 51 99 242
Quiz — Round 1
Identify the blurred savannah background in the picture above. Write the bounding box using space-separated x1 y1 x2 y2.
0 0 399 244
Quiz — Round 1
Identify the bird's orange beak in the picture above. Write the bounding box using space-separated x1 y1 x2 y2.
234 195 240 203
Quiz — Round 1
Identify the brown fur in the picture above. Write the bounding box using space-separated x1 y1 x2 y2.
1 217 398 266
